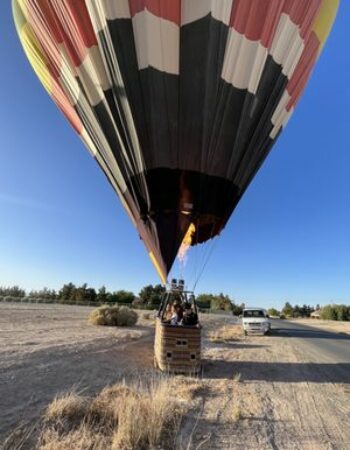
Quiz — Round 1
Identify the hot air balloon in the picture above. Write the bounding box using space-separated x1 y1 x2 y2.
13 0 339 287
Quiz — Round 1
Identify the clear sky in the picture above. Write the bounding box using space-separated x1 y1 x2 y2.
0 2 349 310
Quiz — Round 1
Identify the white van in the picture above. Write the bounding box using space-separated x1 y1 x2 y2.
241 308 271 335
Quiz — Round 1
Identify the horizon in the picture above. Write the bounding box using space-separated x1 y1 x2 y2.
0 280 342 312
0 280 327 311
1 2 350 311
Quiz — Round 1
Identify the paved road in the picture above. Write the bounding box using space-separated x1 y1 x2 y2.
271 319 350 364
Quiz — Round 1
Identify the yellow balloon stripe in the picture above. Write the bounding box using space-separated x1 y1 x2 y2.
13 1 53 95
149 251 167 284
21 26 53 95
314 0 340 54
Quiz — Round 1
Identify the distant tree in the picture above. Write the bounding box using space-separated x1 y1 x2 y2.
85 288 97 303
139 284 165 306
110 290 135 304
196 293 232 311
73 284 96 303
300 304 313 318
267 308 280 317
0 286 26 298
292 304 300 318
58 283 76 302
96 286 109 303
211 293 233 311
320 305 338 321
29 287 57 300
282 302 293 317
196 294 212 309
232 303 244 316
335 304 349 321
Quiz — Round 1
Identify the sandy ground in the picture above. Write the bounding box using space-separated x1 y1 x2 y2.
1 304 350 449
291 318 350 335
0 303 153 438
194 323 350 450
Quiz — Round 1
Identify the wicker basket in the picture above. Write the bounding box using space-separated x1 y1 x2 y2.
154 318 201 374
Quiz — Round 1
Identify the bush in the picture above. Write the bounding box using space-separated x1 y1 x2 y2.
320 304 350 321
3 296 19 303
88 305 138 327
116 306 138 326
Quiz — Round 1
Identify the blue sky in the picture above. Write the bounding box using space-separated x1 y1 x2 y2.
0 2 349 309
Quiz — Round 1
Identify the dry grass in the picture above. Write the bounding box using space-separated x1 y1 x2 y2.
142 312 151 320
39 427 109 450
88 306 138 327
232 372 241 383
18 375 201 450
230 404 242 422
45 392 90 424
292 318 350 335
208 325 243 343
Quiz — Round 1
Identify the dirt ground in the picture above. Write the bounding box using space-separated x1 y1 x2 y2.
1 303 350 449
291 318 350 335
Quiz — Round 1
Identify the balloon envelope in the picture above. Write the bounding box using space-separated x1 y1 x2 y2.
13 0 339 282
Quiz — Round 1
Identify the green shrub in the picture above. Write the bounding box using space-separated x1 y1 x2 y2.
88 305 138 327
321 305 338 321
4 296 19 303
335 304 349 321
320 304 350 321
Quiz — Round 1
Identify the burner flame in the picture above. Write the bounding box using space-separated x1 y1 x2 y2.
178 223 196 265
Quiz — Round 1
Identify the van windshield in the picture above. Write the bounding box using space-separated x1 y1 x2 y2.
243 310 265 318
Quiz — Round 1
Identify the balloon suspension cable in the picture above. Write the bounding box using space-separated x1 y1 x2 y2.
192 221 219 292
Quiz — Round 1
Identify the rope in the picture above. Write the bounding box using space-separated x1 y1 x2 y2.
192 235 219 292
191 220 219 292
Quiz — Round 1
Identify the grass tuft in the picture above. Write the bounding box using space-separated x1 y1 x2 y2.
232 372 241 383
45 392 90 423
39 426 109 450
208 325 243 343
30 375 199 450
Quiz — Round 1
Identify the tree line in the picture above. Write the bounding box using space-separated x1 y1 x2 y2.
1 285 348 319
0 284 153 308
0 284 243 312
268 302 350 321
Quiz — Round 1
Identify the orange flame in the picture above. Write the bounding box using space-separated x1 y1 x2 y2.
178 223 196 265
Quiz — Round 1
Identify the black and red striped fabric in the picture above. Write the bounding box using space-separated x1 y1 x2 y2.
13 0 339 282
